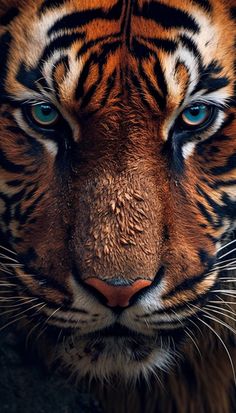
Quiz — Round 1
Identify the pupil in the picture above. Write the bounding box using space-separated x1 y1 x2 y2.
41 105 52 116
189 106 202 117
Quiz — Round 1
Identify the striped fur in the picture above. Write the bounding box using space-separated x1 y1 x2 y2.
0 1 236 411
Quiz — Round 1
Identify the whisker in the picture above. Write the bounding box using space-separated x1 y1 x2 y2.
189 303 236 385
171 310 202 357
207 263 236 273
214 258 236 266
218 247 236 260
215 295 236 311
25 304 47 348
0 263 22 268
0 267 15 275
0 253 19 263
0 246 17 255
0 301 37 309
1 302 43 317
205 305 236 323
187 318 204 336
219 279 236 283
0 314 28 332
210 300 236 305
196 314 236 386
0 296 38 301
203 313 236 339
217 239 236 254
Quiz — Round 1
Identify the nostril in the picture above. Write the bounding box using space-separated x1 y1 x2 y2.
84 278 153 308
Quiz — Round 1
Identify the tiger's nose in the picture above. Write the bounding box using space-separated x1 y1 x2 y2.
84 278 152 307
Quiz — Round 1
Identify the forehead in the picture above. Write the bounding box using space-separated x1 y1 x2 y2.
3 0 235 114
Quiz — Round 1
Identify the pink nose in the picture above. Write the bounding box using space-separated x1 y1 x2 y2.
84 278 152 307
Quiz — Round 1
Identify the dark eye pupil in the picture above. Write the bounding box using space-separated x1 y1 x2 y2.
41 105 52 116
189 106 201 117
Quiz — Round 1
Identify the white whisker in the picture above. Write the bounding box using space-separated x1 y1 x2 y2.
0 246 17 255
218 247 236 260
217 239 236 254
197 315 236 386
189 303 236 386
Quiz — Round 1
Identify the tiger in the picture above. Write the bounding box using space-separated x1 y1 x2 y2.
0 0 236 412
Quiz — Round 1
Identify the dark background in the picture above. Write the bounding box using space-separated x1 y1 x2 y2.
0 332 103 413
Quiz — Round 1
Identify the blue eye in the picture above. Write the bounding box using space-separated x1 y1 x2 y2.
30 103 59 127
181 104 212 128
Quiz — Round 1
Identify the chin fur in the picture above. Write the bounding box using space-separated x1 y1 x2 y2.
54 334 177 383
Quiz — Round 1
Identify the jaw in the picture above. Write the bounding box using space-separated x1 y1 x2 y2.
53 327 182 382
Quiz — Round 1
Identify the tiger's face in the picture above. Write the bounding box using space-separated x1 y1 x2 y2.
0 0 235 380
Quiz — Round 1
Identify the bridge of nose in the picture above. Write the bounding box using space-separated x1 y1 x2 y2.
84 277 153 307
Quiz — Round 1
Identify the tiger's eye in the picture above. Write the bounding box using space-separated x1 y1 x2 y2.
31 103 59 127
181 104 212 127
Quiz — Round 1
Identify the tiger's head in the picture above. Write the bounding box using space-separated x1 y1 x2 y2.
0 0 235 381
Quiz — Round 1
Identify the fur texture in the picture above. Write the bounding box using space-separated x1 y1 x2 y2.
0 1 236 412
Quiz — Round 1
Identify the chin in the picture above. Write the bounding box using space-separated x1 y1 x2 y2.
53 324 182 382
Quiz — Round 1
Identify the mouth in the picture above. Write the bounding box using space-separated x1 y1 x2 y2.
83 322 183 350
86 323 145 339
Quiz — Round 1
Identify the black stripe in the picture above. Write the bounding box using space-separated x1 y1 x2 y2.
51 55 69 101
202 77 230 94
211 179 236 189
180 34 200 58
154 59 168 102
0 7 19 25
77 33 121 58
129 70 153 112
48 0 123 36
6 126 44 159
24 184 39 201
211 153 236 175
0 32 12 99
162 273 212 300
197 201 215 226
198 249 215 267
197 185 236 226
131 37 152 59
197 133 229 157
39 0 67 15
75 40 121 102
142 36 177 53
39 32 85 68
138 64 166 110
15 193 45 225
0 149 25 173
191 61 229 95
221 193 236 221
124 0 134 48
15 267 72 306
16 64 44 92
98 69 117 109
7 188 26 204
7 179 23 187
230 7 236 21
81 68 117 110
133 1 199 33
151 294 210 316
75 52 100 100
191 0 212 13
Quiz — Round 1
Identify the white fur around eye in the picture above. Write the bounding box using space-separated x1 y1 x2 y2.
182 141 196 159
